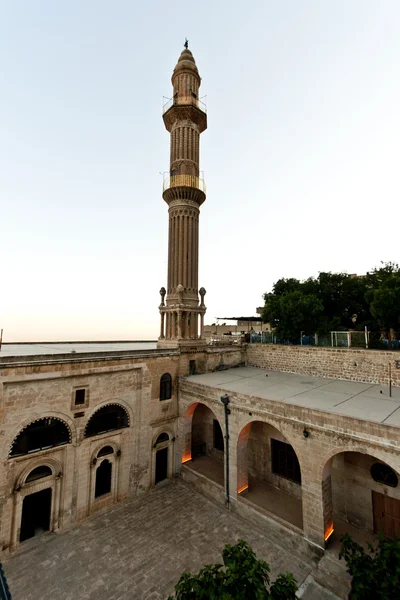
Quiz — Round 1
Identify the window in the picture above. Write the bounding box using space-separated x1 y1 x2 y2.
156 432 169 445
371 463 398 488
74 389 86 406
10 418 71 457
26 465 52 483
189 360 196 375
97 446 114 457
95 460 112 498
271 439 301 484
213 420 224 451
160 373 172 401
84 405 129 438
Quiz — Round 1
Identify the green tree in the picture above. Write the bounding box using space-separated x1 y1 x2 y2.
168 539 297 600
366 262 400 346
340 533 400 599
263 286 323 342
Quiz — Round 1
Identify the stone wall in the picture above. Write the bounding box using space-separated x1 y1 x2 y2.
0 345 243 554
247 344 400 386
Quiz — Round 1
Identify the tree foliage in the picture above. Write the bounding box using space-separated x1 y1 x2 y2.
339 533 400 599
262 262 400 341
168 539 297 600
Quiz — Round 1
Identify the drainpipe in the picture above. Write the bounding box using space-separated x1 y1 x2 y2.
220 394 230 509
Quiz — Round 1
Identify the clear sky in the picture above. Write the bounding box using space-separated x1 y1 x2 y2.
2 1 399 342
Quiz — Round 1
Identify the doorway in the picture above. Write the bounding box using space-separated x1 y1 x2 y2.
155 447 168 484
20 488 52 542
372 491 400 538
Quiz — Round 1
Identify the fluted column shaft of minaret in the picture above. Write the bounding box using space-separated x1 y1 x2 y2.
170 121 200 177
167 206 199 293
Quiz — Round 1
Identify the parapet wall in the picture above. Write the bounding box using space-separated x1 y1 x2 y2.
246 344 400 387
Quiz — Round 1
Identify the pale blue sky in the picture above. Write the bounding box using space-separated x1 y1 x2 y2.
2 1 399 341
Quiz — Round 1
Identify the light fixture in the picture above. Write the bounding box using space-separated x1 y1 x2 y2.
303 429 309 438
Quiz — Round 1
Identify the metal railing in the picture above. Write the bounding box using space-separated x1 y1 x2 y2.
162 95 207 115
249 330 400 350
163 174 206 194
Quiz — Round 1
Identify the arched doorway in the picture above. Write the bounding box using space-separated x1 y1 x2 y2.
236 421 303 530
15 463 61 546
182 403 224 487
322 451 400 549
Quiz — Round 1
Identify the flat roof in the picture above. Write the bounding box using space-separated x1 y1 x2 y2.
185 367 400 427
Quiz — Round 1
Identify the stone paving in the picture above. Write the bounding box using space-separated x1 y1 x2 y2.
3 480 337 600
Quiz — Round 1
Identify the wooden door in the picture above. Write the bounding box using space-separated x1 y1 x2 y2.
372 491 400 538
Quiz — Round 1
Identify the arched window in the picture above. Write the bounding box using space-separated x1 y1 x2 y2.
97 446 114 457
160 373 172 401
85 405 129 438
156 433 169 445
10 418 70 457
371 463 398 488
95 460 112 498
25 465 53 483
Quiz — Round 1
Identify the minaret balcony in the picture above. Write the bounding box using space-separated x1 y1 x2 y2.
162 95 207 115
163 174 206 194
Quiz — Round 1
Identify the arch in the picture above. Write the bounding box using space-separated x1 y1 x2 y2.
12 457 63 550
97 446 114 458
4 412 77 460
236 420 303 530
9 417 71 458
318 445 400 482
95 459 112 498
84 403 130 438
156 432 169 445
160 373 172 400
16 457 63 490
321 449 400 546
181 402 225 487
151 426 175 486
90 439 120 465
25 465 53 483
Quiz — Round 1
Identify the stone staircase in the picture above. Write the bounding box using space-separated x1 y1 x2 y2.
313 552 352 600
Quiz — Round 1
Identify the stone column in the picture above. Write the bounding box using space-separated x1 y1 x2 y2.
160 312 165 338
10 491 21 551
177 311 182 339
302 476 326 549
200 313 204 338
53 477 62 531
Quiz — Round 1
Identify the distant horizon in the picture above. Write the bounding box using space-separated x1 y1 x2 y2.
0 338 157 344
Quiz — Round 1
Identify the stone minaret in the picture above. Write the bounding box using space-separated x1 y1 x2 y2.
158 45 207 348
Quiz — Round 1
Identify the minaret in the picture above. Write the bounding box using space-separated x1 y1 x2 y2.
158 43 207 348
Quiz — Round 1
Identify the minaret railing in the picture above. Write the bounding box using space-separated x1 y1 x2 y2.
162 96 207 115
163 174 206 194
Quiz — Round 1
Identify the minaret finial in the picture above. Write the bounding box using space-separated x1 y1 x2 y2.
184 38 189 49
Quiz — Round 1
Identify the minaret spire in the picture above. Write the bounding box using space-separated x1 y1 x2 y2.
158 47 207 348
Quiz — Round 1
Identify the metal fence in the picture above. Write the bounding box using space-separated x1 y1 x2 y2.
249 331 400 350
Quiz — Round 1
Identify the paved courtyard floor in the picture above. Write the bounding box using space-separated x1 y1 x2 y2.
3 480 338 600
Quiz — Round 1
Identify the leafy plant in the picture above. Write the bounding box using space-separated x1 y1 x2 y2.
339 533 400 599
168 539 297 599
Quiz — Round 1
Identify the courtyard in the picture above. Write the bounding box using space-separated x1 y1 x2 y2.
3 480 339 600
